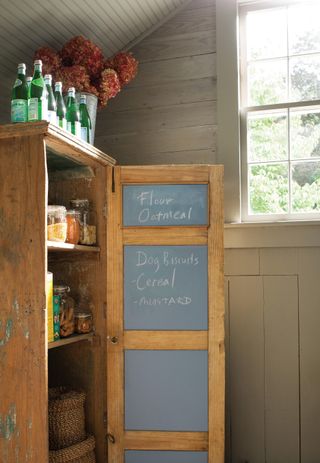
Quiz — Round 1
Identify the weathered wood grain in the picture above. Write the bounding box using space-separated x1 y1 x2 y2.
128 53 216 88
124 431 208 451
124 331 208 350
133 29 216 62
95 125 217 163
0 135 47 462
208 166 225 463
106 166 125 462
149 5 216 37
96 101 216 136
96 77 216 113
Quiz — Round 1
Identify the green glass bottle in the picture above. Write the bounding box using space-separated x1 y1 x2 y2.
66 87 81 137
79 94 92 144
11 63 28 123
44 74 57 125
26 76 32 89
28 60 48 122
54 82 67 130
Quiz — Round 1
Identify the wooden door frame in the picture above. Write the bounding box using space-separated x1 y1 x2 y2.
106 165 224 463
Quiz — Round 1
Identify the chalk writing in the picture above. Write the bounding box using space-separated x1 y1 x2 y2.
124 246 208 330
123 185 208 227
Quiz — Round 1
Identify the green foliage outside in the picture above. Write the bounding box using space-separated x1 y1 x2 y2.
248 28 320 215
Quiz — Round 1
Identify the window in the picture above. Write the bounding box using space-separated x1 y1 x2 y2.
239 0 320 221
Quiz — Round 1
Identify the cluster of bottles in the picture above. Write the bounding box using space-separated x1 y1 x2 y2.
11 60 92 144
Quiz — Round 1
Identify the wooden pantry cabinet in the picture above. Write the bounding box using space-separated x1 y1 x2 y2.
0 122 224 463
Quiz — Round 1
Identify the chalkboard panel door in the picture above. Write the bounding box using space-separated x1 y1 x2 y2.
106 165 224 463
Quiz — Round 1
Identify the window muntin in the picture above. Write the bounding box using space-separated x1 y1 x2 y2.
240 1 320 220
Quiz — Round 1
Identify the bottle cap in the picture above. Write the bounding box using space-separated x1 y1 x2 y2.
34 59 42 66
55 81 62 87
80 94 87 101
26 76 32 82
18 63 26 69
68 87 75 94
44 74 52 81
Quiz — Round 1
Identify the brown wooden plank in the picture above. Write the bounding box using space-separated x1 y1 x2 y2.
124 431 208 451
48 333 94 349
124 331 208 350
0 135 47 462
46 125 116 167
0 122 116 168
208 165 225 463
119 165 210 183
123 228 208 245
47 242 100 252
106 166 124 462
0 120 48 139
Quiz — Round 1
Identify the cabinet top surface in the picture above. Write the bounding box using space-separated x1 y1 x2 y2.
0 121 116 167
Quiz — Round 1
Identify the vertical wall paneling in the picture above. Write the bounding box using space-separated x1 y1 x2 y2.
263 276 300 463
298 248 320 463
228 276 265 462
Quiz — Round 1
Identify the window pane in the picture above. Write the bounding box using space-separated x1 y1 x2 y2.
289 4 320 55
290 108 320 159
248 60 287 106
292 161 320 212
249 164 289 214
248 112 287 162
290 54 320 101
247 8 287 60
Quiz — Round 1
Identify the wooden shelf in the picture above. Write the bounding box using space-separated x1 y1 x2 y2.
47 241 100 252
48 333 94 349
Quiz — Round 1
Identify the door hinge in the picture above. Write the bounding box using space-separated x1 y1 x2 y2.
103 202 108 219
112 167 115 193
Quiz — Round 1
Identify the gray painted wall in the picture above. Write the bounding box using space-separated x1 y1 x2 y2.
96 1 320 462
95 0 216 165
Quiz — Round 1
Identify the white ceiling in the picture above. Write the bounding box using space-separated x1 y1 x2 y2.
0 0 188 121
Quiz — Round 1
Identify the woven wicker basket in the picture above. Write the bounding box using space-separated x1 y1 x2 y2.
49 388 86 450
49 435 95 463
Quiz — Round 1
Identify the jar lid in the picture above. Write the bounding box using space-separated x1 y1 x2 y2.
70 199 89 208
53 284 70 294
74 312 92 319
66 209 81 217
48 205 67 214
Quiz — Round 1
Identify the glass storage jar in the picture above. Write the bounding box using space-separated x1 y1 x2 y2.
74 296 93 334
69 199 96 245
53 284 75 337
47 205 67 242
66 209 81 244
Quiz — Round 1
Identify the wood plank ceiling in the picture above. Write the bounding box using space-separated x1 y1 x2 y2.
0 0 189 122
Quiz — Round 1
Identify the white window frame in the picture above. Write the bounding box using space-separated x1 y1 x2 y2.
216 0 320 223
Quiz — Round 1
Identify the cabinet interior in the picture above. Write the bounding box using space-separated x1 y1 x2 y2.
47 147 108 461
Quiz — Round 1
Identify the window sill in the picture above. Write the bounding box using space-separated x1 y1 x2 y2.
224 220 320 248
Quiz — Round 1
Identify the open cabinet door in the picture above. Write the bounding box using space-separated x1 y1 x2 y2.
106 165 224 463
